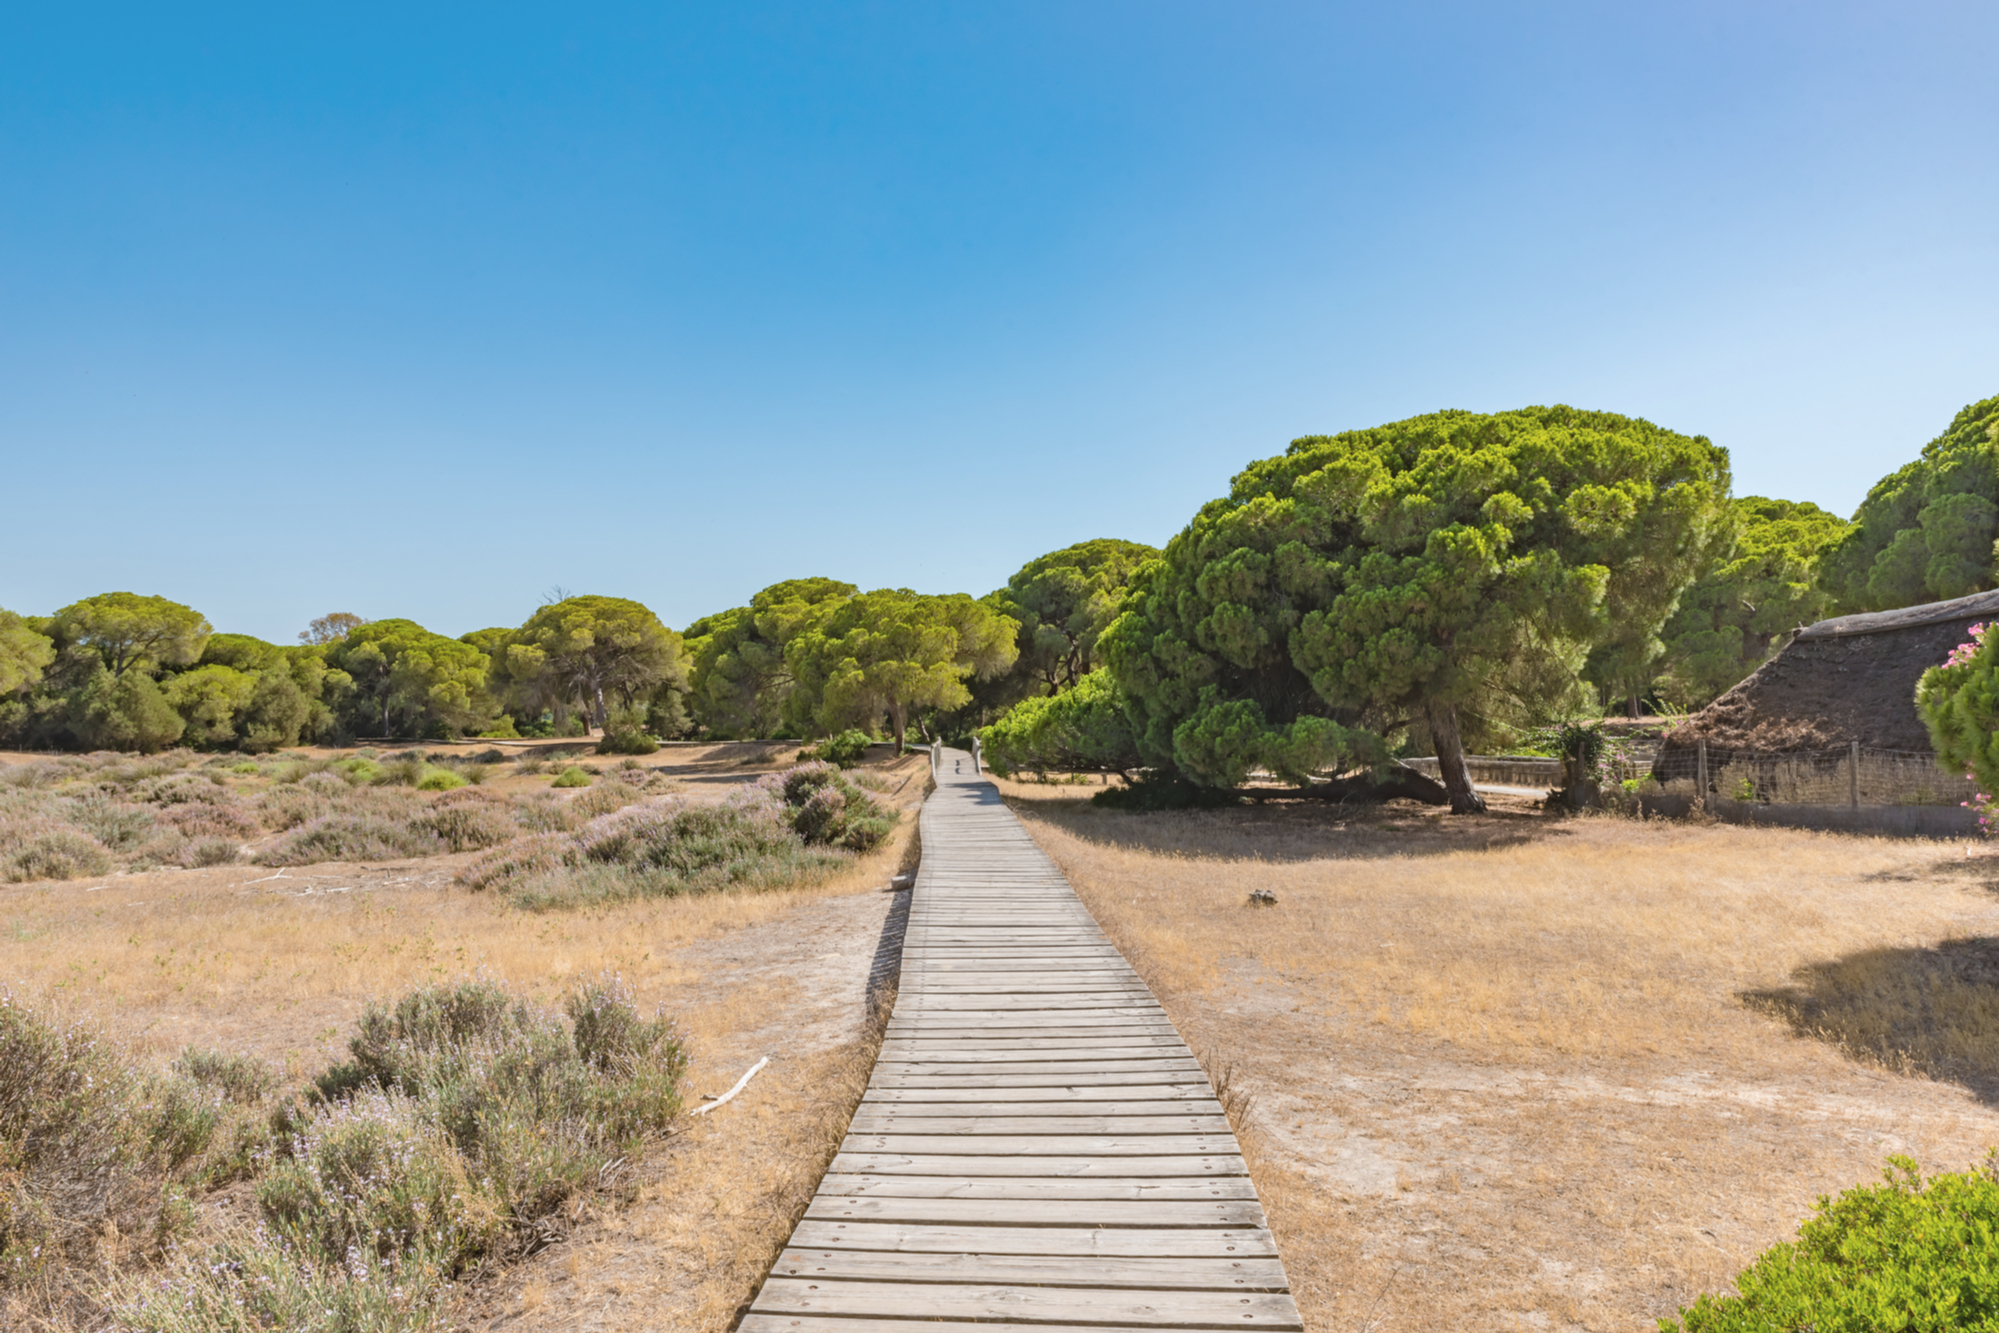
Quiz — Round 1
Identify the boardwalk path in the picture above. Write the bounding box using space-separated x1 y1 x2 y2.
742 750 1304 1331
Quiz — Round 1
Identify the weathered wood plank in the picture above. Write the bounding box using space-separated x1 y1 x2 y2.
812 1174 1261 1200
743 750 1298 1328
771 1248 1289 1289
751 1279 1303 1325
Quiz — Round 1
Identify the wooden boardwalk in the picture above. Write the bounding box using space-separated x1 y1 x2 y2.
741 750 1303 1331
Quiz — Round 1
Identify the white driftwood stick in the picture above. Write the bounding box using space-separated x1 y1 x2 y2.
689 1055 770 1116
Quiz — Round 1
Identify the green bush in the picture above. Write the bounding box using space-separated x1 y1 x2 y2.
1916 622 1996 804
1 819 113 881
0 996 150 1282
256 815 441 866
1092 770 1242 811
799 728 873 768
414 767 466 791
406 800 519 853
597 728 659 756
551 766 592 788
458 764 892 909
1661 1155 1998 1332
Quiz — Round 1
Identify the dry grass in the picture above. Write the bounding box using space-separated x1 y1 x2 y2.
997 778 1998 1332
0 751 931 1330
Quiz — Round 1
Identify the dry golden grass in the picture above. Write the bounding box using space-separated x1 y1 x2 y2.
0 752 931 1331
997 778 1997 1332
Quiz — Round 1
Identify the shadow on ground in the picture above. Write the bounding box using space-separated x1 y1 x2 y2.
1742 935 2000 1103
1004 793 1578 864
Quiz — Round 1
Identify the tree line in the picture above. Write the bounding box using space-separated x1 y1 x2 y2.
0 397 1991 810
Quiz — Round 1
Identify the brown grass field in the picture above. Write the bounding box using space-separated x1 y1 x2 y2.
0 744 929 1331
995 776 1998 1332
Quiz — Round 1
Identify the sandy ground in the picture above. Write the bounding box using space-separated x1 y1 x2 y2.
996 778 1997 1332
0 748 931 1331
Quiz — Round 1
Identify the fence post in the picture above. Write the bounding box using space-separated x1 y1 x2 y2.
1696 739 1708 808
1849 740 1860 809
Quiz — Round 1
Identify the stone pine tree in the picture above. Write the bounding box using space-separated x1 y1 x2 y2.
52 592 211 677
684 578 856 737
786 589 1018 751
506 595 685 733
1101 406 1732 812
989 539 1159 698
0 610 54 696
1819 397 1998 613
1652 497 1852 706
327 619 499 738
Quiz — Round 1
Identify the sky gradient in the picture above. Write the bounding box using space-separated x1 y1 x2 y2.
2 2 1993 642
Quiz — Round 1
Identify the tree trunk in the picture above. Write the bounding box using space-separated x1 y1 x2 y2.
1627 692 1640 719
889 700 906 754
592 684 608 732
1425 698 1487 814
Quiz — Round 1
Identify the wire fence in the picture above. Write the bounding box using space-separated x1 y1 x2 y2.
1640 743 1981 809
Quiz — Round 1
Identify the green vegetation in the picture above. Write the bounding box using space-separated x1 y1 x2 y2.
551 765 593 788
1652 497 1854 707
0 978 689 1332
684 577 856 738
493 595 686 733
1820 398 1999 614
799 728 874 767
1916 622 1996 803
1660 1156 1997 1332
980 669 1138 776
987 538 1158 699
1100 406 1732 811
461 761 895 910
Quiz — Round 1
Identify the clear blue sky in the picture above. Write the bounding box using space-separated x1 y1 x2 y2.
2 2 1992 642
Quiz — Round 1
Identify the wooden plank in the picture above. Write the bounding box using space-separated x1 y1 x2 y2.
805 1196 1266 1226
750 1279 1303 1325
827 1153 1250 1178
847 1114 1233 1135
743 750 1298 1329
812 1175 1261 1201
771 1248 1289 1290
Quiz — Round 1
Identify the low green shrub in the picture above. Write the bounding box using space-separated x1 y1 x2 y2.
406 800 519 853
1661 1155 1999 1332
798 729 873 768
461 764 895 909
597 729 659 756
414 767 466 791
0 996 151 1283
1 819 113 882
551 766 592 788
1091 770 1241 811
256 815 442 866
59 792 157 850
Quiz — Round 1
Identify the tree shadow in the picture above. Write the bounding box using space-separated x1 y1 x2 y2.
1740 936 1999 1104
1001 791 1579 864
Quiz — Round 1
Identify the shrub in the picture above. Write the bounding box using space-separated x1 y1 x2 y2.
1092 770 1243 811
597 728 659 756
414 767 466 791
0 996 151 1282
157 800 259 840
1661 1155 1998 1332
1916 622 1997 819
798 728 873 768
58 792 156 850
551 766 592 788
406 801 518 853
175 1049 279 1106
1 819 113 881
758 761 897 850
141 773 234 806
257 815 442 866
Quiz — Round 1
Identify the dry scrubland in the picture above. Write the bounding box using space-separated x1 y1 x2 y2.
0 742 929 1331
998 777 1998 1332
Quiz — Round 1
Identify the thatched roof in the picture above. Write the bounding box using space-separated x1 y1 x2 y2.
1658 590 1997 757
